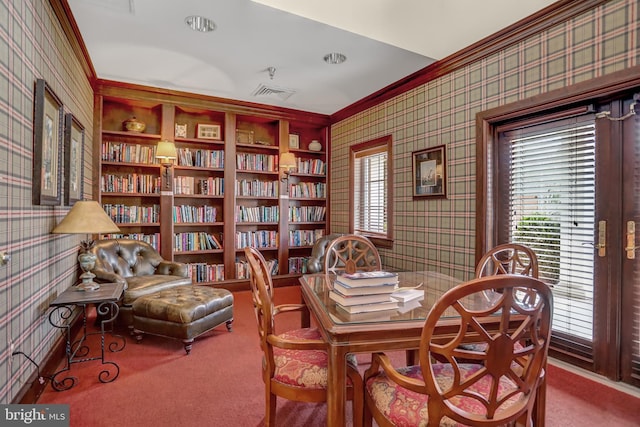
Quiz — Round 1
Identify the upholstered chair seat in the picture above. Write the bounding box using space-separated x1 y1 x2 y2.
274 328 358 389
366 363 524 426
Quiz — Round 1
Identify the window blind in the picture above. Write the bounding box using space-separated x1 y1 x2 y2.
500 116 596 342
353 146 387 235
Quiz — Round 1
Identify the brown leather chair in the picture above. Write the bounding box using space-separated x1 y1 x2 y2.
89 239 192 326
306 233 344 273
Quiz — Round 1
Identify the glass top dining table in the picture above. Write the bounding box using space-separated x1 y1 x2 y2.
298 270 547 427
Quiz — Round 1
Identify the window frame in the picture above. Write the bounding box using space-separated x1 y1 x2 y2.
349 135 394 249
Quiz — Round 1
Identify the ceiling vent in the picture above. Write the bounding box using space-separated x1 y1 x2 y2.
251 83 296 101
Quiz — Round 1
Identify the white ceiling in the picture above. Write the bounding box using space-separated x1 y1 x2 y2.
67 0 558 115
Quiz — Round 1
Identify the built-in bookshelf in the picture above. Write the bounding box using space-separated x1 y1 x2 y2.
96 83 329 289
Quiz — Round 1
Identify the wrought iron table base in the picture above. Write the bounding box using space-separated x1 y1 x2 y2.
49 300 126 391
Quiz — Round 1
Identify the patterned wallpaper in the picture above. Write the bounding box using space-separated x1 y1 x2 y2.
330 0 639 280
0 0 94 403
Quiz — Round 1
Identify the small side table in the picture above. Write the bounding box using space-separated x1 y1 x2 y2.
48 282 126 391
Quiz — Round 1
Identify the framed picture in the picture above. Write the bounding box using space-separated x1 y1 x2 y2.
412 144 447 199
175 123 188 138
33 79 63 206
197 123 221 140
64 113 84 205
236 129 254 144
288 134 299 149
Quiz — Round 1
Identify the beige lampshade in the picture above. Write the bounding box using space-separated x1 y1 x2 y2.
51 200 121 234
156 140 177 163
280 152 296 171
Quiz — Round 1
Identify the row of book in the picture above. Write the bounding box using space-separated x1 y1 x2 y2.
236 257 278 279
235 179 278 197
174 232 222 251
103 203 159 224
187 263 225 283
236 153 278 172
288 229 325 247
288 206 326 222
329 271 424 314
296 158 326 175
289 182 326 198
173 205 218 223
176 148 224 168
101 174 160 194
235 230 278 249
288 256 310 274
235 205 279 222
102 233 160 250
102 141 158 164
174 176 224 196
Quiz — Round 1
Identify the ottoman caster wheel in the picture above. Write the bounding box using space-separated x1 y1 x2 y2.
225 319 233 332
183 340 194 355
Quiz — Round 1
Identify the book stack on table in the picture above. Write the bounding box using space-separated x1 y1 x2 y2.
330 271 400 314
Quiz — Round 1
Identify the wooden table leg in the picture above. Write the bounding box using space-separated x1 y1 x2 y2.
327 345 347 427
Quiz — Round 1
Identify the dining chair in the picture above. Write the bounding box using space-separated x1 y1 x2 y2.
363 274 553 427
244 247 364 427
323 234 382 274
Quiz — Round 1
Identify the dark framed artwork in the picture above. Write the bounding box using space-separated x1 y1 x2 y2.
33 79 63 205
412 144 447 199
64 113 84 205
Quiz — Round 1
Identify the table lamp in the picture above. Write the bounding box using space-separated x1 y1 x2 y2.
51 200 121 291
156 140 177 189
280 152 297 183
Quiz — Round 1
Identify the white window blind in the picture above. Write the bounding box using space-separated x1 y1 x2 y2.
501 116 596 341
353 146 387 236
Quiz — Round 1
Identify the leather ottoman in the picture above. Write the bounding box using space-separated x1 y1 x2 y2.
132 285 233 354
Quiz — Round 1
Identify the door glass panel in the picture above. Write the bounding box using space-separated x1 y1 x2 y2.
501 116 596 341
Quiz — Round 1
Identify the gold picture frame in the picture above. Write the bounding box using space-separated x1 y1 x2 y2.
33 79 63 206
412 145 447 199
64 113 84 206
175 123 188 138
288 134 300 149
197 123 221 140
236 129 254 144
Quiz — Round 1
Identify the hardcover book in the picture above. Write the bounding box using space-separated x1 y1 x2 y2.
335 300 399 314
337 271 399 287
332 280 397 296
329 290 392 306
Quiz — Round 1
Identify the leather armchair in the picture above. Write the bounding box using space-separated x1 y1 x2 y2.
306 233 344 273
89 239 192 326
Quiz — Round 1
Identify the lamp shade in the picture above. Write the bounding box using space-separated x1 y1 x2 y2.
51 200 121 234
156 140 177 162
280 152 296 171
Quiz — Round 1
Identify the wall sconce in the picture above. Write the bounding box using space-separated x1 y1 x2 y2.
156 140 177 189
280 152 297 183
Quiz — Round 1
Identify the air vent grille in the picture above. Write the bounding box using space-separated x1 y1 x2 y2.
251 83 296 101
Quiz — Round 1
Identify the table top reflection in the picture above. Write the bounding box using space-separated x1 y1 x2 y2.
300 270 468 326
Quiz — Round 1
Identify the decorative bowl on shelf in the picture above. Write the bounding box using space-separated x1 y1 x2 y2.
123 116 146 133
309 140 322 151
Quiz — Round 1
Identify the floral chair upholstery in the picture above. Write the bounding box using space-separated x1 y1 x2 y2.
244 247 363 427
363 275 553 427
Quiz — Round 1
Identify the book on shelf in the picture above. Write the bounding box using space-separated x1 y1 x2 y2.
390 288 424 303
329 290 393 307
335 300 399 314
333 280 397 296
337 271 399 287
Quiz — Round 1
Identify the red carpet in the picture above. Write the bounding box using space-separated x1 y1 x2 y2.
37 286 640 426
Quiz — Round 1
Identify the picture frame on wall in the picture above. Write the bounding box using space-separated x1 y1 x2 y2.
197 123 221 140
64 113 84 206
33 79 63 206
288 134 300 149
412 144 447 199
